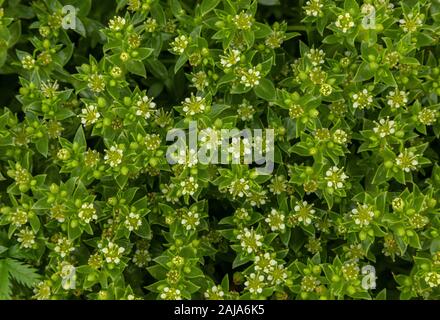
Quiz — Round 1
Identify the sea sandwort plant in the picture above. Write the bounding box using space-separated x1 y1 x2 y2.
0 0 438 301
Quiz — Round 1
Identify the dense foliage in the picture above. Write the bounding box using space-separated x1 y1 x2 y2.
0 0 439 300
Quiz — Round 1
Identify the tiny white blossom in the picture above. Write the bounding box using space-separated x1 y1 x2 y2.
54 237 75 258
240 67 261 88
220 49 241 68
306 49 326 66
180 176 199 196
395 149 419 173
78 202 98 223
333 129 348 145
204 285 225 300
182 94 206 116
108 16 126 31
293 201 316 226
265 208 286 232
132 249 152 267
399 13 423 33
335 13 355 33
99 241 125 264
237 100 255 121
79 105 101 126
21 55 36 70
373 117 396 138
325 166 349 189
236 227 263 254
170 35 189 54
352 89 373 110
180 210 201 231
16 227 35 249
244 273 266 295
135 95 156 119
160 287 182 300
386 89 408 109
304 0 324 17
425 272 440 288
124 212 142 231
233 12 253 30
228 178 251 198
351 203 375 227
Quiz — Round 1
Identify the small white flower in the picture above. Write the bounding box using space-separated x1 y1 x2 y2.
180 210 201 231
237 100 255 121
199 128 220 150
351 203 375 227
418 108 438 126
182 94 206 116
170 35 189 54
306 48 326 66
265 208 286 232
21 55 36 70
361 4 375 16
33 281 52 300
386 89 408 109
333 129 348 145
267 264 288 285
228 178 251 198
244 273 266 295
144 134 162 151
135 95 156 119
104 145 123 167
373 117 396 138
395 149 419 172
78 202 98 224
160 286 182 300
145 18 158 32
335 12 355 33
99 241 125 265
304 0 324 17
54 236 75 258
293 201 316 226
108 16 126 31
10 208 28 227
132 249 152 267
325 166 349 189
301 275 320 292
240 67 261 88
399 13 423 33
236 227 263 254
268 175 287 195
220 49 241 68
425 272 440 288
79 105 101 126
204 285 225 300
255 252 277 274
232 12 253 30
180 176 199 196
352 89 373 110
191 71 209 91
124 212 142 231
228 137 252 160
16 227 35 249
87 74 105 93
